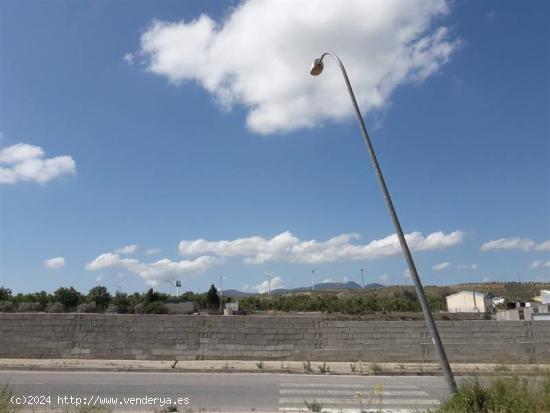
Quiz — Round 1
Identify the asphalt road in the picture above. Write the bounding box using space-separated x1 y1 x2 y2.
0 371 452 412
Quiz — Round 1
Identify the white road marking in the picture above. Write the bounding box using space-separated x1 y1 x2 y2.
279 383 419 389
279 389 429 396
279 408 422 413
279 398 440 405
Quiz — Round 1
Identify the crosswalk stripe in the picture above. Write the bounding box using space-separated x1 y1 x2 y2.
279 398 440 405
279 389 429 396
279 408 420 413
279 383 418 389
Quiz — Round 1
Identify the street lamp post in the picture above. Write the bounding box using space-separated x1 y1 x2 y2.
310 51 457 394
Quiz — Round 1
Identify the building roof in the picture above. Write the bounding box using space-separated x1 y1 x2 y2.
445 290 488 299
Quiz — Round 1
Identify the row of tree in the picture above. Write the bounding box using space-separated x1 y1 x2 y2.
0 285 221 314
237 288 447 313
0 285 449 314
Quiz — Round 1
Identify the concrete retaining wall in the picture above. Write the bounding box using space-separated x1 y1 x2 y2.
1 314 549 363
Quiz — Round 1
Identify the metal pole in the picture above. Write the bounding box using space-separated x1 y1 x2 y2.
312 269 315 292
361 268 365 289
312 51 457 394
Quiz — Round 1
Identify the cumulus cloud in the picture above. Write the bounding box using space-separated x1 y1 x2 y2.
44 257 66 269
145 247 162 255
433 261 451 271
123 53 134 65
243 276 285 294
179 230 464 264
134 0 459 134
0 143 76 184
85 252 219 286
115 244 138 255
458 263 478 271
530 260 550 270
481 237 549 252
378 273 391 283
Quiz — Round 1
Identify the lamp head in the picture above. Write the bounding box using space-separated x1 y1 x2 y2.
309 58 324 76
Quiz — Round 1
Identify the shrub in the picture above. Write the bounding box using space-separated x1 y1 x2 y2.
304 400 322 412
318 362 330 373
0 383 17 413
46 302 64 313
77 301 97 313
106 304 119 314
437 375 550 413
0 301 15 313
16 302 41 312
143 301 168 314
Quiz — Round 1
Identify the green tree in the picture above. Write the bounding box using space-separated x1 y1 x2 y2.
0 287 12 302
144 288 162 303
87 286 111 312
144 301 168 314
206 284 220 309
54 287 82 312
113 292 131 314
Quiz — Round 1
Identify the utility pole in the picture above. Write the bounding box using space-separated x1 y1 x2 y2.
311 269 315 292
175 280 181 297
361 268 365 289
267 273 272 295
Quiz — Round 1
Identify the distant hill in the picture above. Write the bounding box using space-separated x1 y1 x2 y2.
221 281 550 300
222 281 383 297
221 289 252 297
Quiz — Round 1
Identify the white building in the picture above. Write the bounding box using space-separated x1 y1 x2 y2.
541 290 550 305
446 291 492 313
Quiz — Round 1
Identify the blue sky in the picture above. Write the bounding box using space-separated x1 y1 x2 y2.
1 0 549 294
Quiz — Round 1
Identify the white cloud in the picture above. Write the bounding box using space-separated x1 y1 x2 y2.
481 237 550 252
85 252 219 286
44 257 66 269
115 244 138 255
0 143 76 184
322 278 334 284
343 276 349 283
145 247 162 255
482 276 490 282
433 261 451 271
179 230 464 264
458 263 477 271
243 276 285 294
123 53 134 65
135 0 459 134
378 274 391 283
530 260 550 270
